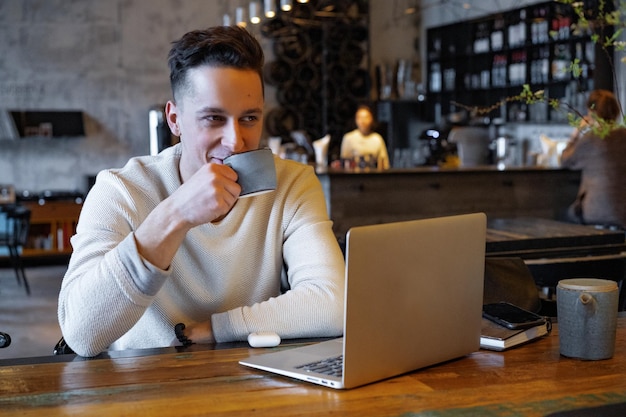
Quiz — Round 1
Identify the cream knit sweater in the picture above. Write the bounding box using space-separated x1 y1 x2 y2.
58 144 345 357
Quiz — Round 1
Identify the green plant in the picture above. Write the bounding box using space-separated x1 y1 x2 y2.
454 0 626 137
560 0 625 133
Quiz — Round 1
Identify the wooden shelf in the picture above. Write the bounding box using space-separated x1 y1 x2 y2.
21 200 82 258
0 110 85 140
426 0 596 122
22 248 74 257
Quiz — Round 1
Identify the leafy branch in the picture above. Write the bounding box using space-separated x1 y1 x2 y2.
452 83 584 123
454 0 626 138
562 0 626 135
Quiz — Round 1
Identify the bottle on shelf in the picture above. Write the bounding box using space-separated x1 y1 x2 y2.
530 48 540 84
429 62 442 93
552 43 571 81
539 46 550 84
531 4 549 44
492 54 507 87
508 9 527 48
508 52 516 86
551 4 571 41
508 50 527 86
443 67 456 91
491 16 504 51
573 40 595 99
530 45 550 85
474 21 490 54
481 69 490 89
559 12 571 40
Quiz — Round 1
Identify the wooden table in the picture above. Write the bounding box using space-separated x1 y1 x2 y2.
1 318 626 416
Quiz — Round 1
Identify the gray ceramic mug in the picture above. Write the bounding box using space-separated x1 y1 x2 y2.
224 148 277 198
557 278 618 360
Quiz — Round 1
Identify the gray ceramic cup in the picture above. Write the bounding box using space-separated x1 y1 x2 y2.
224 148 277 198
557 278 618 360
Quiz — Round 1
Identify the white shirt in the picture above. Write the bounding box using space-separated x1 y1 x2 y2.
340 129 390 169
58 144 345 356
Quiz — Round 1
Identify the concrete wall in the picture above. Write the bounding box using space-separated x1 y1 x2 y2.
0 0 235 193
0 0 424 194
368 1 421 92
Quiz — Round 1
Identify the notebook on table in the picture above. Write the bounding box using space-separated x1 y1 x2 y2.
239 212 487 389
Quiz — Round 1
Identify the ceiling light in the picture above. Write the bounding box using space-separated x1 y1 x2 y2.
249 1 261 24
264 0 276 18
236 6 247 27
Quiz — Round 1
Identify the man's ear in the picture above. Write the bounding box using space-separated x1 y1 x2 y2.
165 101 181 137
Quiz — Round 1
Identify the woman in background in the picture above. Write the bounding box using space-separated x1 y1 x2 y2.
340 105 390 169
561 89 626 229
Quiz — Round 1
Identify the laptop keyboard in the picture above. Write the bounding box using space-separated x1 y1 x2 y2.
295 355 343 377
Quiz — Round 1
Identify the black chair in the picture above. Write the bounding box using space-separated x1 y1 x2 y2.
53 337 74 355
0 205 32 295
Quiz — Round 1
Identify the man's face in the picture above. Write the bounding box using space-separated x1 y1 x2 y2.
167 65 264 181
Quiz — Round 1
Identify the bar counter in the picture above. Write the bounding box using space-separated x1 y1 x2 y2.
1 318 626 416
317 166 580 239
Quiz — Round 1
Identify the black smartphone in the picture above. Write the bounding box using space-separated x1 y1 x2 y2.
482 302 546 330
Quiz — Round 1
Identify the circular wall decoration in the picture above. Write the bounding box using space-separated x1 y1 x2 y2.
262 0 370 153
264 59 293 86
265 107 301 137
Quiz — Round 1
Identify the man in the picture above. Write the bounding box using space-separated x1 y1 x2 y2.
58 26 345 357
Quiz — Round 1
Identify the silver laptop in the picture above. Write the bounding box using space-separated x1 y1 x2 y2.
239 213 487 389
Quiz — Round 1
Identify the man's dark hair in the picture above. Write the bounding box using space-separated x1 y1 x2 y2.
168 25 265 101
